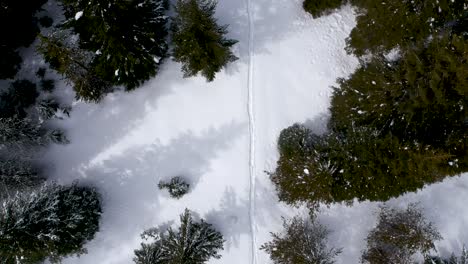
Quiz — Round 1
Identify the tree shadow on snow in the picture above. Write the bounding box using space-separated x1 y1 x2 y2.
42 61 198 179
205 176 291 251
60 121 244 259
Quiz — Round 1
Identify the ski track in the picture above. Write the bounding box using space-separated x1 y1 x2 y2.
245 0 258 262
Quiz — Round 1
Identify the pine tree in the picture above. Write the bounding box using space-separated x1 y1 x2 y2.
0 80 38 118
38 33 112 102
172 0 238 81
347 0 466 56
362 204 442 264
331 33 468 173
270 123 451 205
302 0 344 18
134 208 224 264
0 158 45 198
261 215 341 264
58 0 169 89
270 124 336 206
0 47 22 80
0 0 48 79
0 182 102 263
462 246 468 264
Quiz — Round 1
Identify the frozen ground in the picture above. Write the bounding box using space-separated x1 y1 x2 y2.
41 0 468 263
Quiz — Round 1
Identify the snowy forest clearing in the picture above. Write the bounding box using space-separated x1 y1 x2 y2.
33 0 468 263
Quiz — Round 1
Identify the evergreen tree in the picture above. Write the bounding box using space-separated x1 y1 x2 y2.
0 0 48 79
347 0 466 56
0 182 102 263
38 33 112 102
303 0 344 18
270 124 336 206
362 204 441 264
158 176 190 199
0 47 22 80
134 208 224 264
0 158 45 198
58 0 169 89
172 0 238 81
331 34 468 172
270 124 450 205
261 215 341 264
0 80 39 118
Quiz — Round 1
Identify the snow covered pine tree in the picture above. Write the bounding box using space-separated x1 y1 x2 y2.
0 182 102 263
134 208 224 264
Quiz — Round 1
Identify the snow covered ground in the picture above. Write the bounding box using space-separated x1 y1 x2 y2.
41 0 468 263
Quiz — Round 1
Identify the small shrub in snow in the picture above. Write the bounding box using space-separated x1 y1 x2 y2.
134 208 224 264
0 182 102 263
362 204 441 264
158 176 190 199
261 214 341 264
171 0 238 82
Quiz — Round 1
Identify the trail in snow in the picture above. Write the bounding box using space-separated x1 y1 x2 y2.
245 0 258 262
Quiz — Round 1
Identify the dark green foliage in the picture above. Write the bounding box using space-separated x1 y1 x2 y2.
0 80 38 118
331 34 468 172
58 0 169 89
39 16 54 28
271 124 335 205
451 11 468 38
271 124 451 205
38 33 112 102
134 209 224 264
172 0 238 81
261 215 341 264
303 0 344 18
0 47 22 79
158 176 190 199
362 204 442 264
347 0 467 56
0 0 48 79
0 182 102 263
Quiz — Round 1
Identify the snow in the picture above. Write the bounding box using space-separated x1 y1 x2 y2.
75 11 83 20
40 0 468 263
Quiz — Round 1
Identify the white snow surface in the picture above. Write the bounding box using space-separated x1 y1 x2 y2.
42 1 468 263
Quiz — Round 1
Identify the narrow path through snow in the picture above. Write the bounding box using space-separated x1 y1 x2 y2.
245 0 258 263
